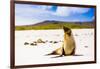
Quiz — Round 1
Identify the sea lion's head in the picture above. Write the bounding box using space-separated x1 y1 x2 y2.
63 26 72 36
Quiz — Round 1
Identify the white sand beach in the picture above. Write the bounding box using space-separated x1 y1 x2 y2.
15 29 94 65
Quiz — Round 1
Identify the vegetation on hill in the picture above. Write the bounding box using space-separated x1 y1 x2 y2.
15 21 94 30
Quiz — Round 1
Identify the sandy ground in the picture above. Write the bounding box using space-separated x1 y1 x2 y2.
15 29 94 65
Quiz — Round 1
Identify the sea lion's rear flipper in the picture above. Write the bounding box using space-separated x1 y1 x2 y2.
51 48 65 58
46 51 58 55
45 47 63 55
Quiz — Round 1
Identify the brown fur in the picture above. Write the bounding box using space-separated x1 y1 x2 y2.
47 26 76 56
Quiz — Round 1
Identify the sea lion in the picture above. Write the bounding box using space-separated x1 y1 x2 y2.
47 26 76 56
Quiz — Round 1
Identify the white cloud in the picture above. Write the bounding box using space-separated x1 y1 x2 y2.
15 16 44 26
15 4 54 25
53 7 90 16
53 7 71 16
40 5 53 10
15 4 55 17
71 7 90 13
15 4 93 25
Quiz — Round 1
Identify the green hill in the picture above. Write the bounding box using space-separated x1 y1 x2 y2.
15 21 94 30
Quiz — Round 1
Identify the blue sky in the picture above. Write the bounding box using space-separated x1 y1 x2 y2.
15 4 95 26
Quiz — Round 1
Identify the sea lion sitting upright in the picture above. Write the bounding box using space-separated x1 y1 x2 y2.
47 26 76 56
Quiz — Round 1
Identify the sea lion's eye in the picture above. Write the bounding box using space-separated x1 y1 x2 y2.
68 30 71 33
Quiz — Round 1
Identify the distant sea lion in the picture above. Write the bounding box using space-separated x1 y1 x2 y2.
47 26 76 56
